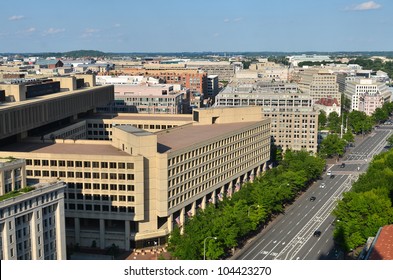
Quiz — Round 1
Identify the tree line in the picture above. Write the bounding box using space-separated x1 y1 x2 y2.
168 150 325 259
333 149 393 253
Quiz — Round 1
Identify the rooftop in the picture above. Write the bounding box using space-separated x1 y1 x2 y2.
0 141 130 157
368 225 393 260
156 121 261 153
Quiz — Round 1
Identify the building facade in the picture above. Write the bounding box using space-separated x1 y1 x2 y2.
215 85 318 153
0 158 26 196
0 181 66 260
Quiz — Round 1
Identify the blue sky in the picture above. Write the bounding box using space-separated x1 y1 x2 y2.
1 0 392 53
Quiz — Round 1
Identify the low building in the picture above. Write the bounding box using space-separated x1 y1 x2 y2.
365 224 393 260
314 97 341 116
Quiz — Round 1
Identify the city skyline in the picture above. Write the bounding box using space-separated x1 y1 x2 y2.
1 0 392 53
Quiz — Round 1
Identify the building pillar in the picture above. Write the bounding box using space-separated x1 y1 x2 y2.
74 217 80 245
11 169 15 191
124 220 130 251
201 196 206 210
0 171 4 196
212 189 217 204
167 214 173 233
56 196 67 260
191 201 196 216
99 219 105 249
180 208 185 234
21 165 27 187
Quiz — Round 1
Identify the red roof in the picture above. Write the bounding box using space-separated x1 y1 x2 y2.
369 224 393 260
315 97 339 106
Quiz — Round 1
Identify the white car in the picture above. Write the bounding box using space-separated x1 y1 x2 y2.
327 171 332 176
320 183 325 188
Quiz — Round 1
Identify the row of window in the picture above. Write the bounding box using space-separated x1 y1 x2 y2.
67 182 135 191
26 159 134 169
26 170 135 180
65 193 135 202
65 204 135 213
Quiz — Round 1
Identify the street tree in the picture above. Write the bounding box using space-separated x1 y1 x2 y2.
327 112 341 133
319 133 346 158
318 110 327 128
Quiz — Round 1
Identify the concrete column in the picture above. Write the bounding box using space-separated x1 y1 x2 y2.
191 201 196 216
21 165 27 187
212 189 217 204
99 219 105 249
167 214 173 232
263 163 267 172
56 198 67 260
74 217 80 245
11 169 15 191
124 221 130 251
201 196 206 210
257 165 261 177
180 208 185 234
0 172 4 196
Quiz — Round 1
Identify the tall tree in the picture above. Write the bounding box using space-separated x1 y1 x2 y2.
319 133 346 158
318 110 327 128
372 107 388 124
328 112 341 133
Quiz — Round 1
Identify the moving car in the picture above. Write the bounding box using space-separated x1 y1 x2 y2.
340 163 346 168
327 170 332 176
330 174 335 179
310 196 316 201
313 230 321 237
320 183 325 188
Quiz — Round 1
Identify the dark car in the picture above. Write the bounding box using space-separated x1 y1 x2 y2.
313 230 321 237
310 196 316 201
340 163 346 168
330 174 335 179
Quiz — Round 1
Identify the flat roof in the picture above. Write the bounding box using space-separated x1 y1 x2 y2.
156 121 261 153
113 114 193 122
0 142 130 157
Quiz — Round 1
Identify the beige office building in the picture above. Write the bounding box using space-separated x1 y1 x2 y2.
296 68 340 103
0 77 271 250
215 85 318 153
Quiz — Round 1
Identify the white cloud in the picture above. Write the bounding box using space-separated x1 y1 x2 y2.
347 1 381 11
81 28 100 38
224 18 230 23
43 28 66 36
9 15 25 21
224 17 243 23
114 23 121 28
233 17 243 22
213 33 220 37
25 27 36 33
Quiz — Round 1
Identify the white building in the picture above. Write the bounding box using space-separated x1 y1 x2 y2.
344 78 391 113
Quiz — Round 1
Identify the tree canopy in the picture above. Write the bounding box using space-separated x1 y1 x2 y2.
168 150 325 259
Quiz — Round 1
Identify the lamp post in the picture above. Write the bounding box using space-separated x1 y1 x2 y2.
203 236 217 260
248 205 260 217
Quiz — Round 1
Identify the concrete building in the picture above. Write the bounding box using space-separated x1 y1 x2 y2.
215 84 318 153
0 78 271 251
0 158 26 196
344 78 391 113
287 54 332 67
206 75 219 100
0 158 66 260
185 61 238 81
97 84 189 114
296 68 340 103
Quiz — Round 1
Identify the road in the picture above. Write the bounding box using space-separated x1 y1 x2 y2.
235 128 392 260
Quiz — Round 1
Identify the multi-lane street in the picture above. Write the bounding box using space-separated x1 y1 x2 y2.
235 128 392 260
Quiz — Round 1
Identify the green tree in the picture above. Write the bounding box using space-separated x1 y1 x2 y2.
318 110 327 128
372 107 388 124
327 112 341 133
342 130 354 143
333 189 393 251
319 133 346 158
348 110 373 134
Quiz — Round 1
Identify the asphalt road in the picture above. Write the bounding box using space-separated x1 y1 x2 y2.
235 128 392 260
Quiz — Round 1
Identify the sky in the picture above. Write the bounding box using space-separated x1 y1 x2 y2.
1 0 392 53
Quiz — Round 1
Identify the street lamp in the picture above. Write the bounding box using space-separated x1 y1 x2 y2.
248 205 260 217
203 236 217 260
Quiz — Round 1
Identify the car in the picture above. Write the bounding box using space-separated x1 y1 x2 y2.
330 174 335 179
310 196 316 201
313 230 322 237
327 170 332 176
320 183 325 188
340 163 346 168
